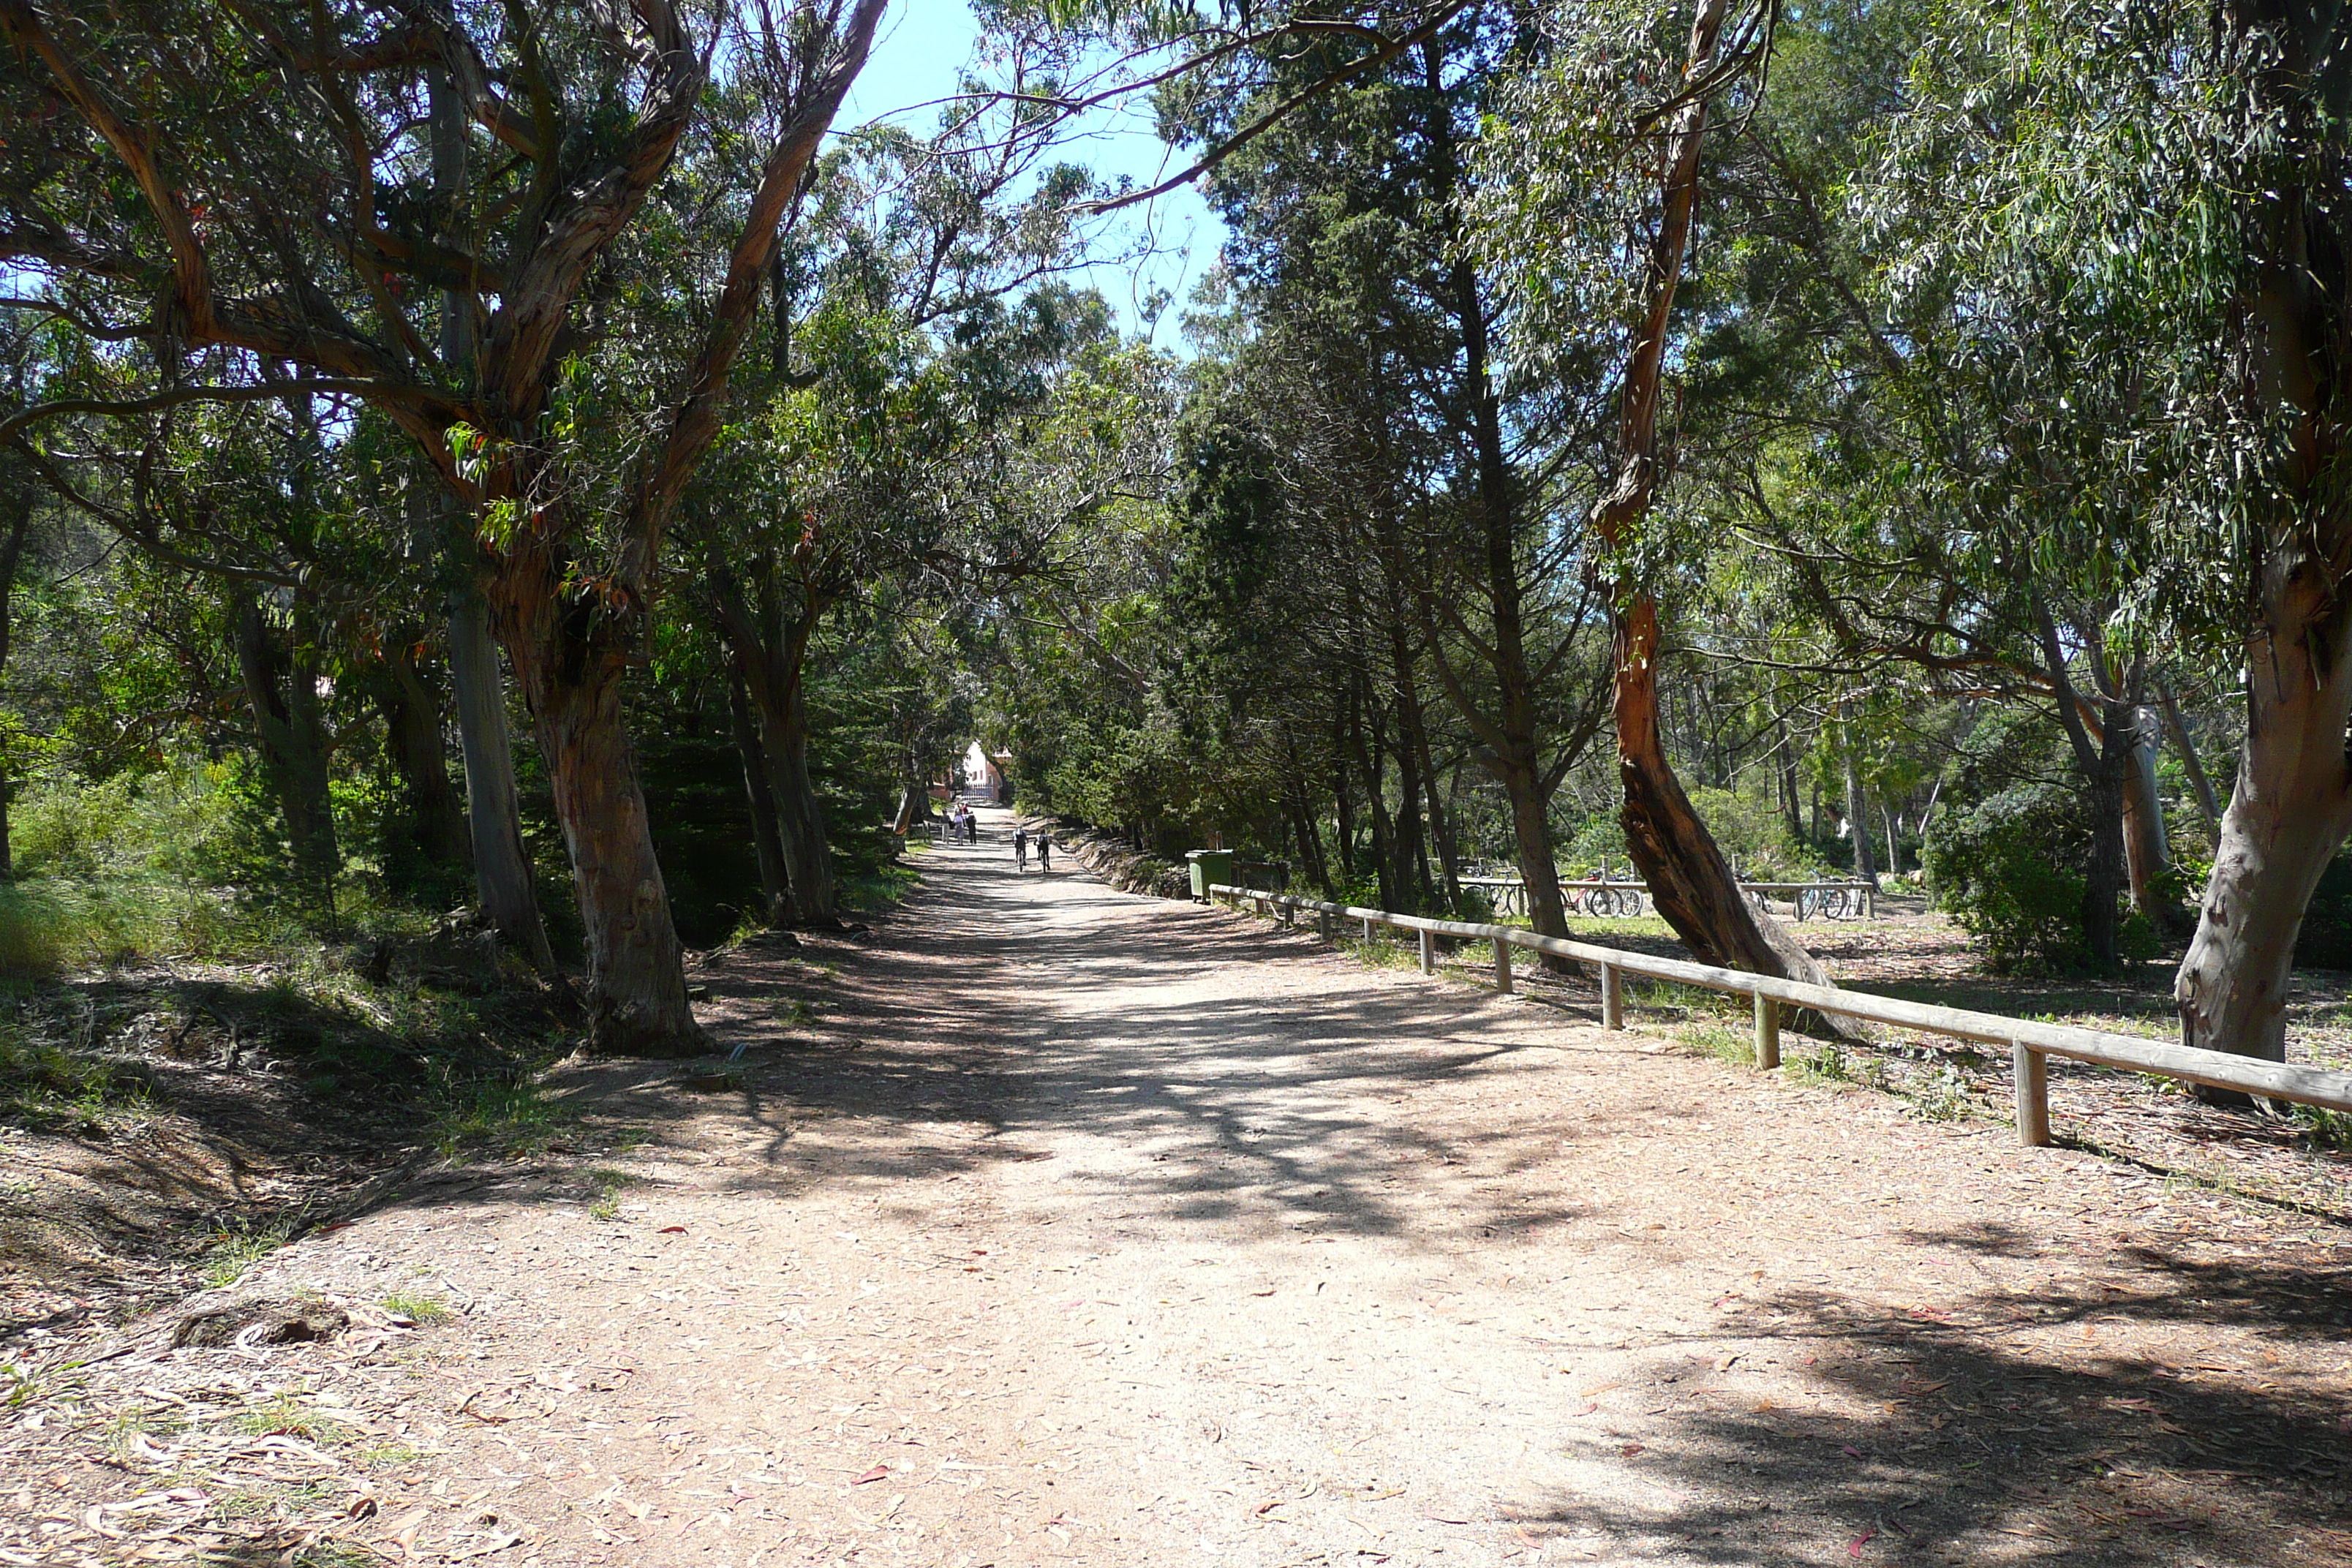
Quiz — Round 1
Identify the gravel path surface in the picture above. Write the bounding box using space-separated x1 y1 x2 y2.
44 807 2346 1567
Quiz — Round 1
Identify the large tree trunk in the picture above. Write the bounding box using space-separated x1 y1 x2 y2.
1494 741 1572 941
2167 0 2352 1068
2175 555 2352 1063
510 644 700 1054
230 592 341 901
726 663 792 925
1590 0 1833 991
1617 598 1828 980
448 587 557 973
496 544 700 1053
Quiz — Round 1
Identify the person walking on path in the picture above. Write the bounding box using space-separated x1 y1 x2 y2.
1014 826 1029 871
1036 833 1052 873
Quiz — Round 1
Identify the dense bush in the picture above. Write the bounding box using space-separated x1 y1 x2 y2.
1923 781 2152 972
1923 783 2089 971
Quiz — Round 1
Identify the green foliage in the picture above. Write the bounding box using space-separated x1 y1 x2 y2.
1923 782 2100 973
0 879 228 978
1684 786 1832 881
14 761 241 883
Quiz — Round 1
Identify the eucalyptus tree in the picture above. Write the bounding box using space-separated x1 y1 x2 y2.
1849 0 2352 1060
1469 0 1854 991
0 0 886 1051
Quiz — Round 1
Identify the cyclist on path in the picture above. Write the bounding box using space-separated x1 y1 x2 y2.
1014 826 1029 870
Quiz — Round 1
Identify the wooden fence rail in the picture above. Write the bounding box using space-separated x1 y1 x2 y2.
1460 875 1878 919
1205 883 2352 1147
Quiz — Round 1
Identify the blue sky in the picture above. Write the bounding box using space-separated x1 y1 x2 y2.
836 0 1226 347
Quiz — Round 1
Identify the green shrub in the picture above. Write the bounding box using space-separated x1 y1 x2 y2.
14 761 241 883
1923 781 2105 973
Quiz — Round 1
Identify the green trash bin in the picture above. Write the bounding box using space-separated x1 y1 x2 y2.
1187 849 1235 900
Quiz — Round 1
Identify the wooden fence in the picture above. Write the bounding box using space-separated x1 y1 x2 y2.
1460 875 1877 919
1206 883 2352 1147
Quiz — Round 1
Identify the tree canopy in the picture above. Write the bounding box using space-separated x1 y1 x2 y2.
1 0 2345 1072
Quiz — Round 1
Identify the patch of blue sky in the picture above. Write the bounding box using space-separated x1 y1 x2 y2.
838 0 1226 351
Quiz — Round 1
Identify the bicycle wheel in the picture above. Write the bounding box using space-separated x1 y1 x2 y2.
1825 887 1851 919
1617 889 1645 917
1794 887 1820 921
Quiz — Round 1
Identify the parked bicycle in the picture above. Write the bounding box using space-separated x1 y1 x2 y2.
1793 885 1854 921
1580 883 1644 917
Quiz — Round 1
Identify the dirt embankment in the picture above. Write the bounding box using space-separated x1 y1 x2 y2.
1032 817 1190 900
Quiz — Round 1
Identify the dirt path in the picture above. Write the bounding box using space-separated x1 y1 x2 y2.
15 809 2350 1567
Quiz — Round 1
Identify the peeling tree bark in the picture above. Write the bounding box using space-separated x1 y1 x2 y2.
1590 0 1836 994
494 538 700 1054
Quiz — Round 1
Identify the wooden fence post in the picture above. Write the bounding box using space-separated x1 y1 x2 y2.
1318 909 1332 942
2014 1042 2050 1146
1754 991 1780 1070
1418 929 1435 974
1362 916 1373 943
1601 963 1622 1030
1494 937 1512 994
